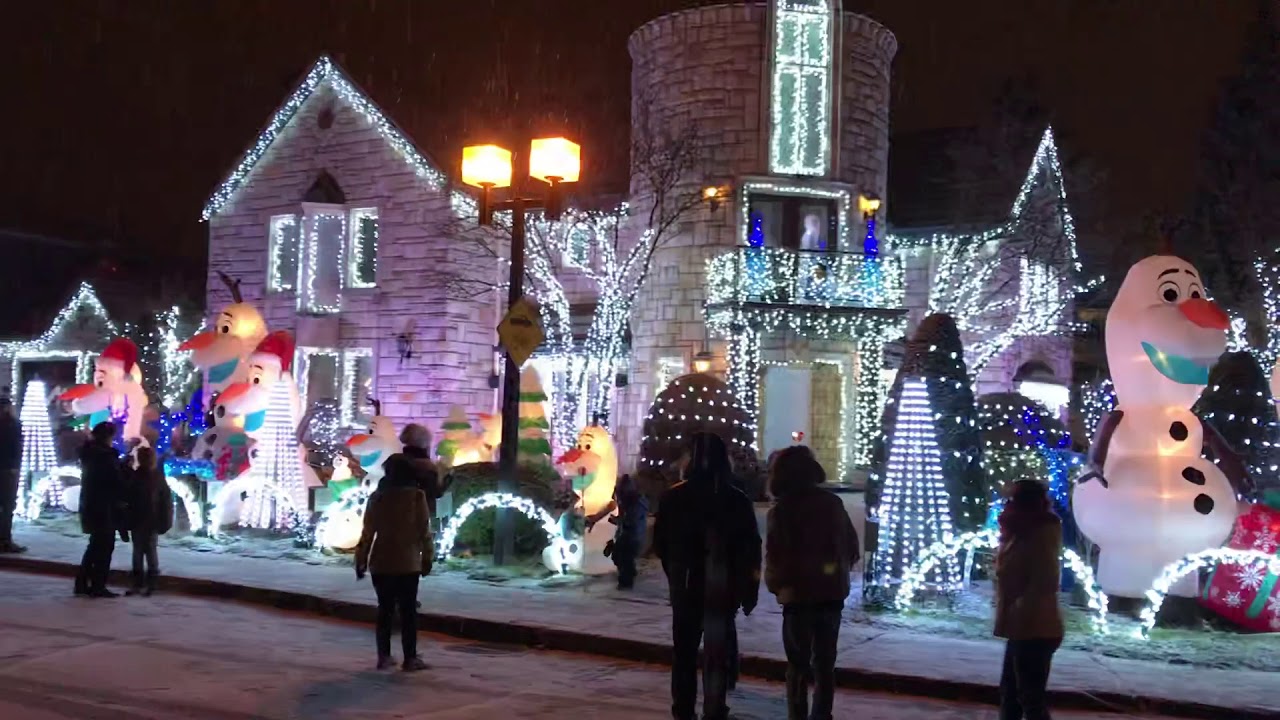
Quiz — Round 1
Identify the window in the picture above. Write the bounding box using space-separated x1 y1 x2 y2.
769 0 833 176
298 204 346 314
656 356 686 397
268 215 300 291
747 194 839 250
347 208 378 288
298 347 376 428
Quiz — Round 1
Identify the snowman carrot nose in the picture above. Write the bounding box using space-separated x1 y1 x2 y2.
1178 298 1229 330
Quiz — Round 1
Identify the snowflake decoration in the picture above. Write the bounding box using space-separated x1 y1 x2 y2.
1231 524 1250 546
1254 527 1278 554
1268 593 1280 618
1236 564 1267 591
1209 585 1220 598
1225 591 1244 608
1271 615 1280 631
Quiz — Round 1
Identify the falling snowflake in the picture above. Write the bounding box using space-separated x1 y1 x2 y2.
1254 527 1278 554
1268 593 1280 618
1225 591 1244 608
1236 564 1267 591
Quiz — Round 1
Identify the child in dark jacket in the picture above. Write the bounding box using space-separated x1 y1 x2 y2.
126 446 173 596
587 474 649 590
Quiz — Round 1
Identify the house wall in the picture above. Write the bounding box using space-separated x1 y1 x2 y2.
205 82 495 436
617 3 896 470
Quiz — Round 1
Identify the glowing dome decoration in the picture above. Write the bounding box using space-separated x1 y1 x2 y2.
1075 255 1242 598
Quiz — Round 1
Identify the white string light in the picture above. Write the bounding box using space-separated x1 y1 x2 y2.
1138 548 1280 638
434 491 573 574
347 207 379 289
207 473 300 537
769 0 832 176
871 379 960 589
244 378 307 529
299 211 346 314
164 476 204 533
18 381 57 506
23 466 81 521
268 214 300 291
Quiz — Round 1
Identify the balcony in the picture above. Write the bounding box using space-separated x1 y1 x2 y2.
705 247 904 310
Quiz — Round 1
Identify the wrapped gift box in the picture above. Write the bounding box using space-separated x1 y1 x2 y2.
1200 502 1280 632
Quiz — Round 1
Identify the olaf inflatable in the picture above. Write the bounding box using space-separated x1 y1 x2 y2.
345 399 401 486
547 425 619 575
179 272 268 396
1075 255 1248 598
217 331 302 435
60 338 150 442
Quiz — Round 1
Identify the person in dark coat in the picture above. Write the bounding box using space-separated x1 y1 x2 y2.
587 473 649 590
355 453 432 672
125 446 173 596
765 446 859 720
397 424 448 520
76 422 125 597
0 395 25 554
652 432 762 720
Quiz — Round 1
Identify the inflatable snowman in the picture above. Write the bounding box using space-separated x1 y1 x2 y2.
1075 255 1247 598
60 338 149 442
547 425 619 575
179 273 268 395
217 331 302 436
345 399 401 487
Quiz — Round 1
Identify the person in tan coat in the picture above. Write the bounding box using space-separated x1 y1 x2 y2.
355 453 432 671
994 479 1065 720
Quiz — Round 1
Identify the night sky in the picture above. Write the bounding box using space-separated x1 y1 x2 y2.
0 0 1258 272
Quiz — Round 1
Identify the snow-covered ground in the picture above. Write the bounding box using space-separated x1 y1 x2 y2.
0 570 1184 719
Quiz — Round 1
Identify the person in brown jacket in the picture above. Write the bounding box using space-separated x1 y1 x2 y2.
355 453 432 671
764 446 858 720
994 479 1065 720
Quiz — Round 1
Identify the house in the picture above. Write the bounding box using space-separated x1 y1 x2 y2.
200 0 1086 481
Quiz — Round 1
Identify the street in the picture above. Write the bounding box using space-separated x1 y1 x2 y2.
0 571 1181 720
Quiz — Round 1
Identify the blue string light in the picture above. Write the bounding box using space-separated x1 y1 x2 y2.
862 213 879 258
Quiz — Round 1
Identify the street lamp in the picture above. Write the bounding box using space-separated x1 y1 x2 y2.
461 137 581 565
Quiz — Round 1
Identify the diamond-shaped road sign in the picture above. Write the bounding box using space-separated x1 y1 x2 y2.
497 296 545 367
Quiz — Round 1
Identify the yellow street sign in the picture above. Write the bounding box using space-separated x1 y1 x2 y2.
497 297 545 367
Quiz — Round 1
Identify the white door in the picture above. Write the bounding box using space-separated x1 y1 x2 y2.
762 366 811 459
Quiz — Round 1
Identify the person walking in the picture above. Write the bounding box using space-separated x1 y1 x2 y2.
355 453 432 672
994 479 1065 720
653 432 761 720
0 395 25 554
124 446 172 596
76 422 125 598
764 446 859 720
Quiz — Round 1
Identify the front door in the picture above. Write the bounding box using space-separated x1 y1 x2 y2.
762 365 811 461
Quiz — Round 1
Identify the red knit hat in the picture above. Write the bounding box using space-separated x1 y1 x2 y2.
99 338 139 373
253 331 295 372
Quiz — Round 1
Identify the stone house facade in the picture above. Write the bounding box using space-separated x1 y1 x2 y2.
201 0 1083 479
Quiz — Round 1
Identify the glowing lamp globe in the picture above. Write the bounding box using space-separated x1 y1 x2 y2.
692 350 714 374
858 195 881 215
461 144 513 188
529 137 580 184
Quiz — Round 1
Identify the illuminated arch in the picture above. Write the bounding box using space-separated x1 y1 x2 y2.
1138 548 1280 638
894 529 1109 633
165 476 205 534
435 492 572 574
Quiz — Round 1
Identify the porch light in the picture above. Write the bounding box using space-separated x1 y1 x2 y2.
858 195 881 216
461 145 513 189
692 350 715 374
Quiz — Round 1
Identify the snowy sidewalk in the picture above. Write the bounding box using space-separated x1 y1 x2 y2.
4 525 1276 719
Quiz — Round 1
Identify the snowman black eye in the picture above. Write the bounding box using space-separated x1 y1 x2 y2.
1188 282 1203 299
216 406 226 418
220 325 230 334
252 377 260 384
1159 281 1180 303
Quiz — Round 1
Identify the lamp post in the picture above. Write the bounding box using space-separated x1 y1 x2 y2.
462 137 581 565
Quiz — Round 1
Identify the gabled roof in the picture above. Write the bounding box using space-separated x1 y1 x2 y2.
887 126 1078 262
201 56 450 221
0 281 118 352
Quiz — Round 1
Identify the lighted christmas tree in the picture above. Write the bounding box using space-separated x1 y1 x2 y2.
518 367 553 464
871 378 960 589
1194 350 1280 499
19 380 59 511
246 378 306 529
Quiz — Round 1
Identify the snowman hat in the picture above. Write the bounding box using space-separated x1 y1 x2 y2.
252 331 295 372
99 338 139 374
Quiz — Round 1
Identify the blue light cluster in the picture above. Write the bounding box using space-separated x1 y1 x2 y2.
862 214 879 258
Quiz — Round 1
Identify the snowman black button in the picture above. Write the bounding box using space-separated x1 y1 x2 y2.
1169 422 1188 441
1181 467 1206 485
1194 494 1214 515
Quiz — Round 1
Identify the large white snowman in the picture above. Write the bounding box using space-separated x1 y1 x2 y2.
1075 255 1244 598
547 426 619 575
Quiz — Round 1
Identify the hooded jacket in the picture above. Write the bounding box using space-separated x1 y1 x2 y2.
653 476 761 613
994 512 1065 640
765 484 859 606
79 440 124 535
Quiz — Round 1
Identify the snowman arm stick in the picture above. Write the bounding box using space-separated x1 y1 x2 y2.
1080 410 1124 487
1201 420 1255 497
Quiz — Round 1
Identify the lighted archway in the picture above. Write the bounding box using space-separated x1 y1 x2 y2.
1138 548 1280 638
435 492 573 574
894 529 1109 633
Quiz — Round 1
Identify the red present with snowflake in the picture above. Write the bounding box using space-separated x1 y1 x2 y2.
1199 501 1280 632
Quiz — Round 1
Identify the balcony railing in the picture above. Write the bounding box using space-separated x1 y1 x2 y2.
706 247 904 309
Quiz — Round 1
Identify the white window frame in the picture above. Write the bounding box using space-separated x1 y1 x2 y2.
296 346 375 428
267 214 300 292
297 203 347 314
346 207 379 289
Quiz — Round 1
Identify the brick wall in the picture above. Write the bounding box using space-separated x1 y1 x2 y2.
205 82 495 436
